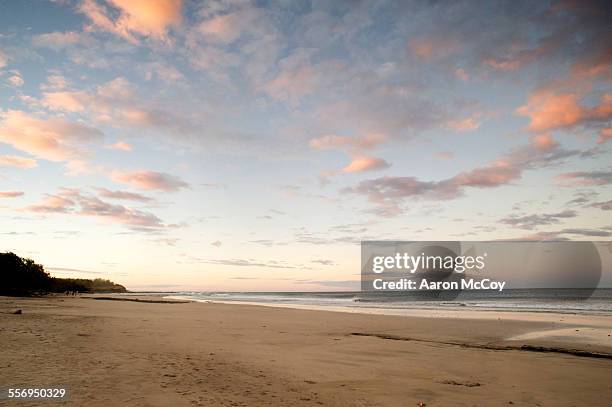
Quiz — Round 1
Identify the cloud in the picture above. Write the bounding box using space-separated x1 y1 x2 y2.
342 156 390 173
0 110 102 162
451 160 521 188
202 258 296 269
41 75 69 91
516 91 612 132
345 134 588 215
94 188 153 202
152 238 179 246
309 133 387 151
32 31 89 49
41 77 132 113
25 188 165 230
42 91 88 112
436 151 454 160
0 191 24 198
26 193 76 213
40 77 193 133
107 141 132 151
598 127 612 144
566 190 599 206
0 155 37 169
110 170 189 191
346 176 454 207
455 68 469 81
8 74 24 87
555 170 612 186
210 240 222 247
197 7 259 44
143 61 184 82
262 50 345 106
482 35 557 72
446 115 481 132
249 239 275 247
500 210 577 230
311 259 335 266
78 0 183 43
409 36 460 61
590 200 612 211
519 227 612 240
310 133 389 176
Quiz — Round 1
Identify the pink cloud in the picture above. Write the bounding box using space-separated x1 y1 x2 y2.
198 8 258 44
41 75 69 91
346 134 585 215
144 62 184 82
436 152 454 160
409 36 460 61
264 65 318 105
516 91 612 132
0 50 7 68
555 171 612 186
95 188 153 202
0 155 37 169
484 58 521 71
482 34 563 73
309 133 387 151
531 133 557 150
110 170 189 191
26 194 76 213
107 141 132 151
199 15 239 43
262 50 345 106
42 78 132 115
32 31 88 49
8 74 24 87
79 0 183 43
591 200 612 211
451 160 521 188
483 45 547 72
598 127 612 144
310 133 390 177
570 48 612 81
25 188 165 230
0 110 102 162
342 156 390 173
455 68 469 81
0 191 24 198
42 91 88 112
446 115 481 132
39 77 188 132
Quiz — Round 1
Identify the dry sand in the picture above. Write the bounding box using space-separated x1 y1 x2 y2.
1 295 611 406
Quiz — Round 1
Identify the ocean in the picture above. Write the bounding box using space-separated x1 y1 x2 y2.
161 289 612 315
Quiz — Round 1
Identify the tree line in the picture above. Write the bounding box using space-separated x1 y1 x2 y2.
1 252 127 296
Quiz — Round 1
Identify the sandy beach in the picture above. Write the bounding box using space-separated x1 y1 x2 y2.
1 295 611 406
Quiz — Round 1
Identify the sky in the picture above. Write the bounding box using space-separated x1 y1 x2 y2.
0 0 610 291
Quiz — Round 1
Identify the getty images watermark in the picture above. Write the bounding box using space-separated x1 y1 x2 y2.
361 241 608 299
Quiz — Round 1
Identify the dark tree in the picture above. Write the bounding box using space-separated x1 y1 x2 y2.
1 252 127 296
0 252 51 295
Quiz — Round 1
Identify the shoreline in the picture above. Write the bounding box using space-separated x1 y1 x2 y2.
164 295 612 322
1 295 611 406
